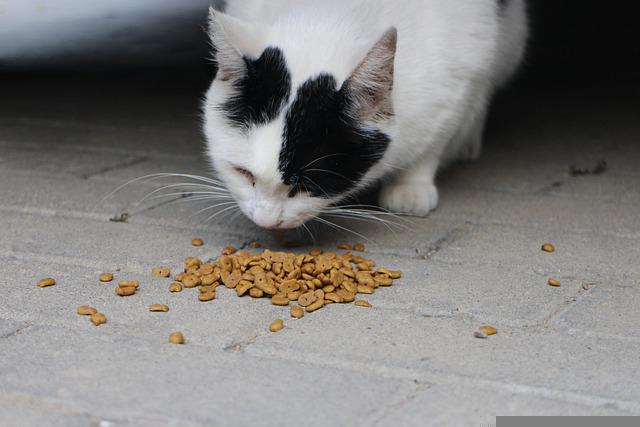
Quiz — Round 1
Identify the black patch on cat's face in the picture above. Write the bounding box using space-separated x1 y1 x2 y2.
279 74 390 198
223 47 291 129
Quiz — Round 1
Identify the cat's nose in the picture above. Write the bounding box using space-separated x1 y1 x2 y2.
252 207 284 229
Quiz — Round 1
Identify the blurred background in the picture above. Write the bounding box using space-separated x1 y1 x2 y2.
1 1 639 174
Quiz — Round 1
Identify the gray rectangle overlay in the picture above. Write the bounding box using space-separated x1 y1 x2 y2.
497 417 639 427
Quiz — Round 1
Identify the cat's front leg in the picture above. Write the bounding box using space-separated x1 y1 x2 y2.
379 155 440 216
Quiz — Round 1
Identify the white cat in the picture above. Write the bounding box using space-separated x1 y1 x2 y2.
202 0 528 229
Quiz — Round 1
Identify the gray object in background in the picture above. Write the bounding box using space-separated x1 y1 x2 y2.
0 0 225 69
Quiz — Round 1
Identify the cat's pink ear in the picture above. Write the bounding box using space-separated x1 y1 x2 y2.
208 8 268 81
343 27 397 121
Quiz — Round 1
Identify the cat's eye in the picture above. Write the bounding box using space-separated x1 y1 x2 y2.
234 166 255 186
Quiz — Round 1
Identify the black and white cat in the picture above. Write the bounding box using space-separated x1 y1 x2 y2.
203 0 528 229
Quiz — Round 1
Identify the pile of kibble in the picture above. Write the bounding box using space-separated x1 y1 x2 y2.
41 241 402 342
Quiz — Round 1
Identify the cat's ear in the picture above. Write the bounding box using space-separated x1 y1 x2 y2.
342 27 397 121
208 8 268 81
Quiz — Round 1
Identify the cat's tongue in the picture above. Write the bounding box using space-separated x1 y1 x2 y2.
272 229 285 243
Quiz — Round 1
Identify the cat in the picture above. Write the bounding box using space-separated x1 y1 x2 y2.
202 0 528 229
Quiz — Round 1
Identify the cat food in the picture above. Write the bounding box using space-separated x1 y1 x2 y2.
542 243 555 253
222 246 237 255
548 278 561 287
37 277 56 288
152 267 171 278
249 241 262 248
77 306 98 316
149 304 169 312
169 332 185 344
99 273 114 282
116 286 136 297
90 312 107 326
353 243 366 252
192 238 204 247
290 306 304 319
479 325 497 336
269 319 285 332
198 291 216 302
337 243 352 250
169 282 183 293
354 300 372 308
119 280 139 289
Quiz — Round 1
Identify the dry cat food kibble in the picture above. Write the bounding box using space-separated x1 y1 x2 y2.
269 319 285 332
191 238 204 247
354 300 372 308
90 312 107 326
337 243 352 250
169 282 183 293
169 331 185 344
479 325 498 336
77 306 98 316
37 277 56 288
99 273 114 282
152 267 171 278
548 278 561 287
149 304 169 312
542 243 555 253
222 246 237 255
290 306 304 319
353 243 366 252
249 241 262 248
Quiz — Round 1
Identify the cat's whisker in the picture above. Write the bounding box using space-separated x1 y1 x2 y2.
304 168 354 183
202 205 241 225
300 222 317 244
301 153 348 169
312 216 370 241
188 201 240 220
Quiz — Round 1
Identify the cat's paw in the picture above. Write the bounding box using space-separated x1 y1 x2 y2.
379 182 439 216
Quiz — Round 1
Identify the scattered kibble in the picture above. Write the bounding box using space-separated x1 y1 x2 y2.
269 319 284 332
152 267 171 278
290 306 304 319
354 300 372 308
548 278 561 287
248 241 262 249
37 277 56 288
191 238 204 247
542 243 555 253
116 286 136 297
169 332 185 344
118 280 139 288
77 306 97 316
90 312 107 326
198 292 216 302
99 273 114 282
222 246 237 255
479 325 498 336
169 282 183 293
149 304 169 312
337 243 352 250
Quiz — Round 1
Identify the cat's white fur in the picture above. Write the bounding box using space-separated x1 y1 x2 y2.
203 0 528 228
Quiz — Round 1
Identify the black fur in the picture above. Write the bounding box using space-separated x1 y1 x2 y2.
279 74 390 198
498 0 509 9
222 47 291 129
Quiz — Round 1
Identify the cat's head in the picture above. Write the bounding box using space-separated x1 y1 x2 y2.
202 9 397 229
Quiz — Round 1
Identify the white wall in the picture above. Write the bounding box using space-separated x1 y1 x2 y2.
0 0 224 68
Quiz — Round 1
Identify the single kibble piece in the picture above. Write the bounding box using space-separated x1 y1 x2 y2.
169 332 185 344
90 312 107 326
149 304 169 312
290 306 304 319
192 238 204 247
337 243 352 250
118 280 139 289
479 325 497 336
99 273 114 282
548 278 561 287
77 306 97 316
249 241 262 249
198 292 216 302
354 300 372 308
271 295 290 306
269 319 284 333
116 286 136 296
222 246 237 255
169 282 183 293
305 299 325 313
37 277 56 288
249 287 264 298
542 243 555 253
353 243 366 252
152 267 171 278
